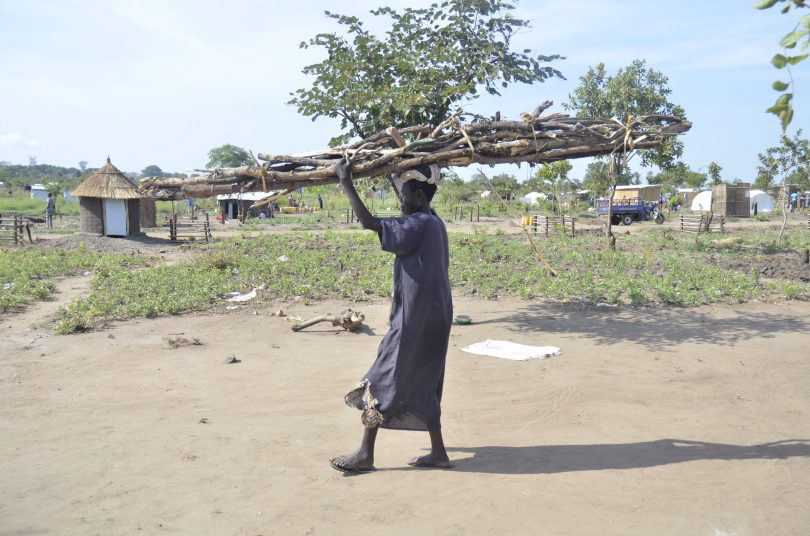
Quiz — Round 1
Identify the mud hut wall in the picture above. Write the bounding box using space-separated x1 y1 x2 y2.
79 198 104 235
127 199 141 235
139 197 156 228
712 183 751 217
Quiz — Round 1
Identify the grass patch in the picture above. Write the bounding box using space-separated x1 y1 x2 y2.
52 227 810 333
0 248 145 314
55 263 233 334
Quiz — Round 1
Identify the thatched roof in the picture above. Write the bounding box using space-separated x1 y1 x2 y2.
72 157 140 199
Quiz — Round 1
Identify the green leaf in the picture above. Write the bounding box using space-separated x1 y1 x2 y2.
781 107 794 131
773 80 790 91
780 30 803 48
776 92 793 106
754 0 779 8
771 53 788 68
787 53 809 65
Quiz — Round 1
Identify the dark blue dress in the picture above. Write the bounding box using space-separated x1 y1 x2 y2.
345 212 453 431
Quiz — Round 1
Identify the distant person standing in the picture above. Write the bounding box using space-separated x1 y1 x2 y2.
45 193 55 229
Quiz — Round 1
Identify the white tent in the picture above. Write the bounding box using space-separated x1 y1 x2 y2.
690 189 776 213
750 189 775 213
523 191 544 205
691 190 713 211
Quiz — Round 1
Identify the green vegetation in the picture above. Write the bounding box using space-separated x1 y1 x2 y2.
206 144 252 168
755 130 810 191
56 263 232 334
756 0 809 131
45 226 810 333
288 0 563 146
0 247 145 314
565 59 685 174
0 192 79 217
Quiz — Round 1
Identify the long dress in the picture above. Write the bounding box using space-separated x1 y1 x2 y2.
345 211 453 431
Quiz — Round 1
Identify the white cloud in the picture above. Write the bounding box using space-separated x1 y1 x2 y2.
0 133 40 148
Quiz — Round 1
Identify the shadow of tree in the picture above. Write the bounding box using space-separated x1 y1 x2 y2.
482 304 809 351
447 439 810 475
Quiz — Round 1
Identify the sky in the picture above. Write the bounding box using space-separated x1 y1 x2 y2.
1 0 808 185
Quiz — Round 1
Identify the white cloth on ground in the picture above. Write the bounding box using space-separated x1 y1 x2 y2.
460 339 561 361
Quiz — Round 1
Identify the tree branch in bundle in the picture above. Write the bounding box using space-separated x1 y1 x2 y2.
139 111 691 200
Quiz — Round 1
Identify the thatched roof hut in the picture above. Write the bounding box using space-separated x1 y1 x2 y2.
73 157 141 236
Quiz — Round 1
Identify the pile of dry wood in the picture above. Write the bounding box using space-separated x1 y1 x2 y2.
139 110 691 200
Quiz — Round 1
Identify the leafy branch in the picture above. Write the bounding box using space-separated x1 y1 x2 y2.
756 0 810 130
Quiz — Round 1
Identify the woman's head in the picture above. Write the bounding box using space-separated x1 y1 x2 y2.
397 165 439 214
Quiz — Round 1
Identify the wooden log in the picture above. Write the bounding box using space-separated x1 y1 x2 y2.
291 309 365 332
139 112 691 200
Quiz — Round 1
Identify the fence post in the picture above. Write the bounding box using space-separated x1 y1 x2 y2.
476 204 480 222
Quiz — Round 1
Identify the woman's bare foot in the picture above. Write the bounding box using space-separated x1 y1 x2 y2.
407 453 452 469
330 451 375 473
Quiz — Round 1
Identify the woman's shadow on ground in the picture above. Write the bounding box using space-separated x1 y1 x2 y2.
445 439 810 474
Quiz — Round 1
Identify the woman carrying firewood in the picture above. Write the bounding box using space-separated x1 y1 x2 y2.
330 159 453 473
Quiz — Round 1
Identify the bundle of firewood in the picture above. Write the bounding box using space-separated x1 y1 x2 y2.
139 110 690 200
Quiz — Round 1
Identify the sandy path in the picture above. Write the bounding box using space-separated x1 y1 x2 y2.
1 294 809 535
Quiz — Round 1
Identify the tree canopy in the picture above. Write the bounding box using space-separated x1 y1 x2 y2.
646 163 706 191
564 60 685 170
206 144 252 169
755 129 810 190
141 165 163 177
707 161 723 185
288 0 564 146
524 161 574 194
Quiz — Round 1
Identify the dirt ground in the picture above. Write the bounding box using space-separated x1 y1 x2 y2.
1 267 809 535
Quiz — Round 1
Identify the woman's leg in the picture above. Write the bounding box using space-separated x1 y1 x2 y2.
330 426 378 472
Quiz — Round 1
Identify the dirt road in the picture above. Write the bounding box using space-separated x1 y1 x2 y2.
1 280 809 535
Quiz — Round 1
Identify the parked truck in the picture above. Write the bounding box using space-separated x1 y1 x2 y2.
597 197 664 225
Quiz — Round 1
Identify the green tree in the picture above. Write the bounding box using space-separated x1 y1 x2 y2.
489 173 519 200
78 161 88 174
565 59 685 247
756 0 810 131
755 129 810 190
581 161 614 194
470 170 518 200
525 160 573 193
647 164 706 191
434 170 478 205
565 60 685 170
289 1 564 146
206 144 252 169
707 161 723 185
141 165 163 177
